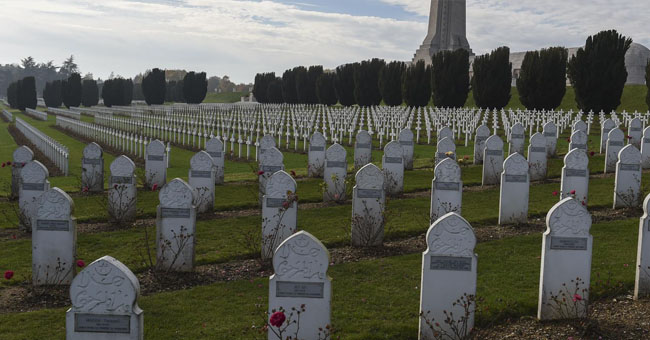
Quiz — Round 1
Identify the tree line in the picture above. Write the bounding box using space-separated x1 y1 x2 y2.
252 29 642 112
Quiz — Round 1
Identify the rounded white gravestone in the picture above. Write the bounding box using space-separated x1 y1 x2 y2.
614 145 642 208
382 141 404 196
528 132 547 181
352 163 385 247
435 137 456 166
82 142 104 192
156 178 197 272
354 130 372 170
323 144 347 202
11 145 34 198
399 128 415 170
543 122 557 157
66 255 143 340
600 119 617 154
509 123 525 155
205 137 225 185
145 139 167 189
482 135 504 186
473 125 490 164
259 147 284 202
308 132 327 177
19 160 50 232
560 149 589 204
261 170 298 260
499 153 529 225
189 151 215 213
109 156 137 223
635 194 650 299
430 158 463 224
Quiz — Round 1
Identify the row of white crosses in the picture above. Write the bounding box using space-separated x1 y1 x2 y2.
24 108 48 121
15 117 69 175
47 107 81 120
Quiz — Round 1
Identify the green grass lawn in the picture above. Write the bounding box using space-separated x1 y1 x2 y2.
203 91 251 103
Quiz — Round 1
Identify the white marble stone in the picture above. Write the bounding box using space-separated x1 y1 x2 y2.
641 127 650 169
399 128 415 170
569 130 588 154
205 137 225 185
382 141 404 196
32 187 75 285
499 153 529 225
509 123 525 155
19 160 50 232
259 147 285 202
156 178 197 271
258 135 277 158
635 194 650 299
572 120 587 135
614 145 642 208
538 198 592 320
268 231 331 340
352 164 385 247
145 139 167 189
629 118 643 149
188 151 215 213
435 137 456 166
437 126 453 144
323 144 347 202
11 145 33 199
482 135 504 186
600 119 617 154
473 125 490 164
66 256 143 340
82 143 104 193
262 171 297 260
419 213 477 340
560 149 589 204
108 156 137 223
354 130 372 170
605 128 625 173
527 132 547 181
430 158 463 224
308 132 326 177
543 122 558 157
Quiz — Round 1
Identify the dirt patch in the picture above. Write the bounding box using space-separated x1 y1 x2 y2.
8 124 63 177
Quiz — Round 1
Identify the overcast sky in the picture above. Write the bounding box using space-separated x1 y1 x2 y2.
0 0 648 83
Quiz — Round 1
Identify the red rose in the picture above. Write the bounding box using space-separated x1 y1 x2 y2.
566 138 570 142
4 270 14 280
589 151 595 156
152 184 158 191
573 294 582 302
552 191 558 196
269 311 286 327
290 170 296 177
6 161 11 166
1 163 5 168
76 260 85 268
570 190 576 195
82 187 89 193
258 171 265 176
282 201 290 209
113 184 119 189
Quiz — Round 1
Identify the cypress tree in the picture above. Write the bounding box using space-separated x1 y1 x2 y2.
402 60 432 107
62 73 82 108
282 68 298 103
20 76 37 110
316 73 338 106
266 78 284 103
354 58 385 107
182 71 207 104
431 49 470 108
472 46 512 109
142 68 166 105
43 80 63 108
7 82 19 109
517 47 568 110
379 61 405 106
253 72 275 103
568 29 632 112
102 79 113 107
81 79 99 107
335 63 357 106
293 67 309 104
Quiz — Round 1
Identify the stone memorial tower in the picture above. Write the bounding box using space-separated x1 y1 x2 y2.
413 0 473 64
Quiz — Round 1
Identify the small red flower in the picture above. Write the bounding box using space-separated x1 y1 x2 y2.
257 170 265 176
290 170 296 177
581 201 586 206
113 184 119 189
152 183 158 191
76 260 85 268
6 161 11 166
1 163 5 168
282 201 290 209
627 135 632 139
570 190 576 195
11 234 16 239
4 270 14 280
573 294 582 302
552 191 558 196
567 138 571 142
269 311 286 327
82 187 89 193
21 162 25 167
589 151 595 156
464 155 469 160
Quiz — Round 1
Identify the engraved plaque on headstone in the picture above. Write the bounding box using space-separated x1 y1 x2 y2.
620 164 640 171
400 141 414 146
550 236 588 250
111 176 132 184
266 197 286 208
511 134 524 139
82 158 102 165
357 189 383 199
437 152 455 160
544 132 556 137
36 220 69 231
631 128 642 132
604 128 612 134
435 182 460 191
384 157 402 164
644 138 650 144
22 183 45 191
147 155 164 161
505 175 528 183
161 208 191 218
327 161 347 168
208 151 222 158
486 150 502 156
309 146 325 152
609 141 624 147
276 281 324 298
572 144 586 150
565 168 587 177
476 136 487 143
356 143 371 149
191 170 212 178
531 147 546 153
262 165 282 173
429 256 472 271
74 314 130 334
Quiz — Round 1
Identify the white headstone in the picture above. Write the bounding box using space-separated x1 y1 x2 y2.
641 127 650 169
205 137 225 185
354 130 372 170
560 149 589 204
323 144 347 202
258 135 277 158
259 147 284 202
189 151 215 213
32 187 75 285
509 123 525 155
543 122 557 157
399 128 415 170
145 139 167 189
82 142 104 193
499 153 529 225
66 256 143 340
352 164 385 246
430 158 463 224
572 120 587 135
473 125 490 164
605 128 625 173
261 171 297 260
308 132 326 177
108 156 137 223
635 194 650 299
156 178 197 271
268 231 331 340
600 119 616 154
482 135 504 186
11 145 33 199
538 198 592 320
419 213 477 340
569 130 588 153
629 117 643 148
437 126 453 144
19 160 50 232
614 145 642 208
528 132 547 181
435 137 456 166
382 141 404 196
